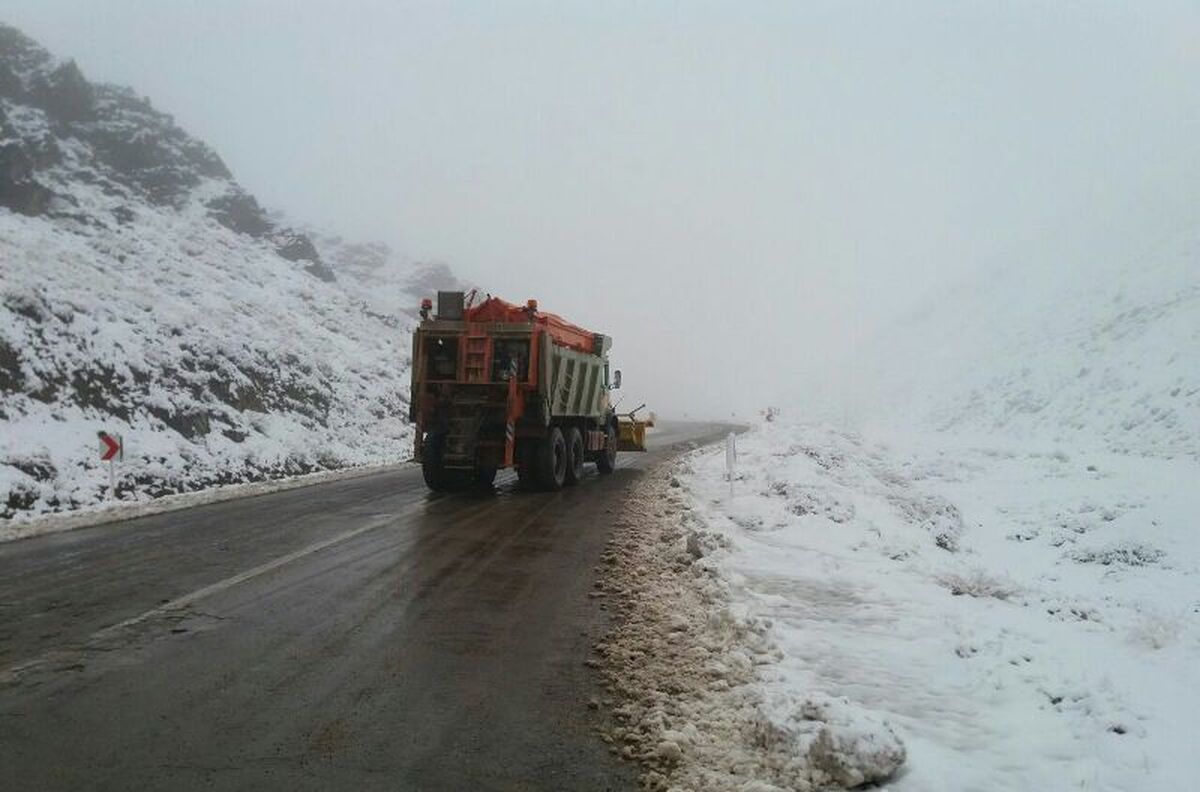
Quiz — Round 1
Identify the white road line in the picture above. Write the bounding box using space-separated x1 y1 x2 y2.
2 511 405 682
101 514 403 637
2 432 723 683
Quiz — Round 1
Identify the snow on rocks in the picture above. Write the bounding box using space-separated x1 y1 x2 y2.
680 417 1200 790
594 462 905 791
0 25 459 527
795 695 906 787
0 203 416 524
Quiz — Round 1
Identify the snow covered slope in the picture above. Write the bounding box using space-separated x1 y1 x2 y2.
681 420 1199 790
674 220 1199 787
309 231 464 320
0 24 448 521
847 227 1199 459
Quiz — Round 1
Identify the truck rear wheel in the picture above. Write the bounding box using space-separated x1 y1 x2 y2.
421 432 472 491
474 466 497 488
564 427 585 485
421 432 449 491
421 462 443 491
535 427 568 490
596 422 618 474
423 463 471 492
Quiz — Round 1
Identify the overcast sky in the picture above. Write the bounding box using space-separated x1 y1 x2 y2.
7 1 1198 418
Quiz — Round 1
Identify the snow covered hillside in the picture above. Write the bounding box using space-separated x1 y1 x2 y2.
853 227 1200 459
0 24 453 523
309 232 462 321
672 224 1199 787
681 420 1198 790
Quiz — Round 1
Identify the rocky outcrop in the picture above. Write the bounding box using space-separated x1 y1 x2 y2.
0 137 53 215
29 59 95 122
0 22 329 277
0 24 432 519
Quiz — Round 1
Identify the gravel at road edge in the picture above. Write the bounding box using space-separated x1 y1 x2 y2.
592 458 905 792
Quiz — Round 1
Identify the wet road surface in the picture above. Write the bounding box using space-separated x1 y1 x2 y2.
0 422 732 791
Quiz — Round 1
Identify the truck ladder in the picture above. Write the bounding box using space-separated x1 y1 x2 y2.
464 335 490 383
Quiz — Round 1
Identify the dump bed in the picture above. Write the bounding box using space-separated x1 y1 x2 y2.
464 296 598 354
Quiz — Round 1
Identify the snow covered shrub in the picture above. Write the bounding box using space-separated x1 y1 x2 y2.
1069 541 1165 567
938 569 1017 600
889 491 964 551
785 486 856 524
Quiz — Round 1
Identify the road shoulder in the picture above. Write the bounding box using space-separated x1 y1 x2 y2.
593 455 904 792
1 461 411 543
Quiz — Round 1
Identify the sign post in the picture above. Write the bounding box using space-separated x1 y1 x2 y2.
98 431 123 498
725 431 737 496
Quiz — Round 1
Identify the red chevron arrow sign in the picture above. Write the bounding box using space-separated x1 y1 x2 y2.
99 432 122 462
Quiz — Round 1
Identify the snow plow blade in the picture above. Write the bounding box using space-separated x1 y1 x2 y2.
617 405 654 452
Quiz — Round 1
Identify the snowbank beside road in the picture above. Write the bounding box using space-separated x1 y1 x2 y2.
680 419 1199 790
0 461 407 544
595 463 906 791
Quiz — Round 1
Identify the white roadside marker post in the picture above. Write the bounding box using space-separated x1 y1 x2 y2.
116 434 123 498
725 431 737 497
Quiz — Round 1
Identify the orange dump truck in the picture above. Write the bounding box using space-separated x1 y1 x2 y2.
409 291 637 491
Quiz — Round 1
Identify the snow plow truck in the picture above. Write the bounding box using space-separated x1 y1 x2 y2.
409 291 644 491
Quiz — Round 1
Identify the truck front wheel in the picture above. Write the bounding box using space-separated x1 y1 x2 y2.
564 427 585 485
535 427 568 490
596 422 618 474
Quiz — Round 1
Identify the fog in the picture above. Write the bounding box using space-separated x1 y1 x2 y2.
9 1 1198 419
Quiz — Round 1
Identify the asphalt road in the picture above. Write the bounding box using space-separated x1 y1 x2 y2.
0 421 732 791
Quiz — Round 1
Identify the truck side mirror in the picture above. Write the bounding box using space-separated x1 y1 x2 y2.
612 370 622 389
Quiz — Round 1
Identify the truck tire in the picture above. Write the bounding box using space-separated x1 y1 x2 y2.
422 432 452 491
421 432 472 492
564 427 585 485
427 466 473 491
474 466 497 488
535 427 568 490
423 463 445 491
516 463 535 489
596 422 618 474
